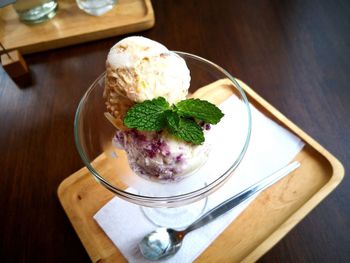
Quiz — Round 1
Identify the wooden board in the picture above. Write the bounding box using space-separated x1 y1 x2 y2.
57 79 344 263
0 0 155 54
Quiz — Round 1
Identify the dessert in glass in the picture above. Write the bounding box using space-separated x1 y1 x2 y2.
74 37 252 227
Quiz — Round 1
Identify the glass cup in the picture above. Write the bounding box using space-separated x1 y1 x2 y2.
74 52 252 227
12 0 58 24
76 0 117 16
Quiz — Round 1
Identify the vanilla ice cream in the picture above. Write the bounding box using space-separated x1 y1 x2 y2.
104 37 209 182
104 36 191 129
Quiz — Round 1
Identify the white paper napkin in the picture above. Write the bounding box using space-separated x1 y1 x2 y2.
94 96 305 263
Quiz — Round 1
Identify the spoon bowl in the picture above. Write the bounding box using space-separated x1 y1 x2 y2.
139 228 184 261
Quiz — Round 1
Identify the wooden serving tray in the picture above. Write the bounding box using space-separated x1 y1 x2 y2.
0 0 154 54
58 79 344 262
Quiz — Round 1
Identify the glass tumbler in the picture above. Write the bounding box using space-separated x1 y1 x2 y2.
76 0 117 16
13 0 58 24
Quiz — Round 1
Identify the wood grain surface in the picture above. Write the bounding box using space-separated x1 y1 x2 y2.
0 0 155 54
0 0 349 262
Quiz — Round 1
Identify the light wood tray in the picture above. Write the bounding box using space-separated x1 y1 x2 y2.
0 0 154 54
58 79 344 262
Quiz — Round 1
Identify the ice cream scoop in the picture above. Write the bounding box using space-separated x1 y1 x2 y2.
104 36 191 129
113 130 209 181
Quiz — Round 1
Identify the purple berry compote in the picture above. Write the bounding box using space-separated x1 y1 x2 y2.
113 129 210 182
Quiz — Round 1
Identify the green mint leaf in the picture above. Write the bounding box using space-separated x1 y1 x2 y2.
165 110 180 134
123 96 222 145
124 97 169 131
176 98 224 124
173 118 204 145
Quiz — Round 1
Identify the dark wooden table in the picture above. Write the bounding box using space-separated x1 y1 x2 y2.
1 0 349 262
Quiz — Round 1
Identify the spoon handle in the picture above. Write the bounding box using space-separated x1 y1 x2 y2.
185 161 300 233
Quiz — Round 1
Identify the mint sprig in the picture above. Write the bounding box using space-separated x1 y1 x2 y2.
123 97 224 145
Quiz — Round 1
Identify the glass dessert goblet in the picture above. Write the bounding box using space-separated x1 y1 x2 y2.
74 52 252 228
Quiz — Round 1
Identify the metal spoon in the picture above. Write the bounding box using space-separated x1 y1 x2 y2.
139 161 300 261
